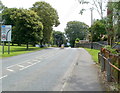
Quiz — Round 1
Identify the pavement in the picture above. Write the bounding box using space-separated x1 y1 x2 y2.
0 47 105 91
62 48 105 91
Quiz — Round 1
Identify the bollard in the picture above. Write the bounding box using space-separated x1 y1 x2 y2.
106 58 112 82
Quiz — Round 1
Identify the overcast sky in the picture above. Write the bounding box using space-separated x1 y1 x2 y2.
1 0 108 32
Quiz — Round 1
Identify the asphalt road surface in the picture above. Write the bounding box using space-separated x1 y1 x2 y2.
1 48 80 91
0 47 104 91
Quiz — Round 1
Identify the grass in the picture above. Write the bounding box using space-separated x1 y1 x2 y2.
0 45 45 58
84 48 100 63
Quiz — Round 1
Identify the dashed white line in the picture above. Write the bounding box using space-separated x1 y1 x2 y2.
35 57 42 59
27 62 32 64
6 59 41 72
7 60 30 68
32 59 39 61
19 63 35 70
20 61 41 71
6 68 14 72
0 75 8 80
17 64 25 68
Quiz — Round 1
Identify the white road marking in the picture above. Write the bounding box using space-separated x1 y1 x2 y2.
6 59 41 72
6 68 14 72
32 59 39 61
35 57 42 59
20 61 40 71
19 63 36 70
27 62 32 64
61 82 67 91
37 58 42 60
7 60 30 68
17 64 25 68
0 75 8 80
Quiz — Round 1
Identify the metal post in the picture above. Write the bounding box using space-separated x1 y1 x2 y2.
8 42 10 54
2 41 4 54
106 58 112 82
101 54 105 72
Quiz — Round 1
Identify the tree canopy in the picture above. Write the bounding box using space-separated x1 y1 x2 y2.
31 1 60 44
12 9 43 48
65 21 89 47
0 0 6 12
52 31 66 47
90 19 107 42
2 8 43 49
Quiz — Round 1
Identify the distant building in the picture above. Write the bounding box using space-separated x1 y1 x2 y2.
79 40 89 44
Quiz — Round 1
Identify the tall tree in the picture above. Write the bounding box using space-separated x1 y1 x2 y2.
2 8 18 44
9 9 43 49
90 19 107 42
2 8 18 25
65 21 88 47
106 1 120 46
31 1 60 45
52 31 66 47
0 0 6 42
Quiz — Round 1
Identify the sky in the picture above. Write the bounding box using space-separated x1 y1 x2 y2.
1 0 108 32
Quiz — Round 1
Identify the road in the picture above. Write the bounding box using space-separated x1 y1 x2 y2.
1 48 79 91
0 47 104 91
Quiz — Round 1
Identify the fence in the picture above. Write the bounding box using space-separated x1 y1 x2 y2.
98 48 120 84
77 42 105 50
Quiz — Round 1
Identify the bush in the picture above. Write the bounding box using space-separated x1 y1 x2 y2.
103 45 118 54
51 45 57 47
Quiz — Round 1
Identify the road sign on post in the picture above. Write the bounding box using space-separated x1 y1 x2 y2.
1 25 12 54
1 25 12 41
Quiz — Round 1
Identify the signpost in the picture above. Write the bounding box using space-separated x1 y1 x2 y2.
1 25 12 54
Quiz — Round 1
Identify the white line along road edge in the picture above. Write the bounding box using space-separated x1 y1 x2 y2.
0 75 8 80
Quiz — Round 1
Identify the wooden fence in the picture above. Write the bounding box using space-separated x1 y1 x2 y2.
98 48 120 84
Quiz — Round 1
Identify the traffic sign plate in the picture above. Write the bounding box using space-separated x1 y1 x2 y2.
1 25 12 41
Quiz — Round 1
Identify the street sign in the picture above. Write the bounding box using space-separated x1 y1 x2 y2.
1 25 12 41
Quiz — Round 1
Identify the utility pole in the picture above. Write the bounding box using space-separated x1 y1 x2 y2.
90 8 94 49
90 8 93 26
101 0 103 19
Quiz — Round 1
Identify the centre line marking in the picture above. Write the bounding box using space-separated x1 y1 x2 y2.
0 75 8 80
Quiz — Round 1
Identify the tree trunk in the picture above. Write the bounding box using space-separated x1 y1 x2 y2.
18 42 21 46
4 42 6 46
12 42 14 46
40 40 43 48
26 43 29 50
107 2 114 47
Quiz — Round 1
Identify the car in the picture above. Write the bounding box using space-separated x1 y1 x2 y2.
61 44 64 49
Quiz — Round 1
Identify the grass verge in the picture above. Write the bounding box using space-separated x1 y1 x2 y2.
0 45 45 58
84 48 100 63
